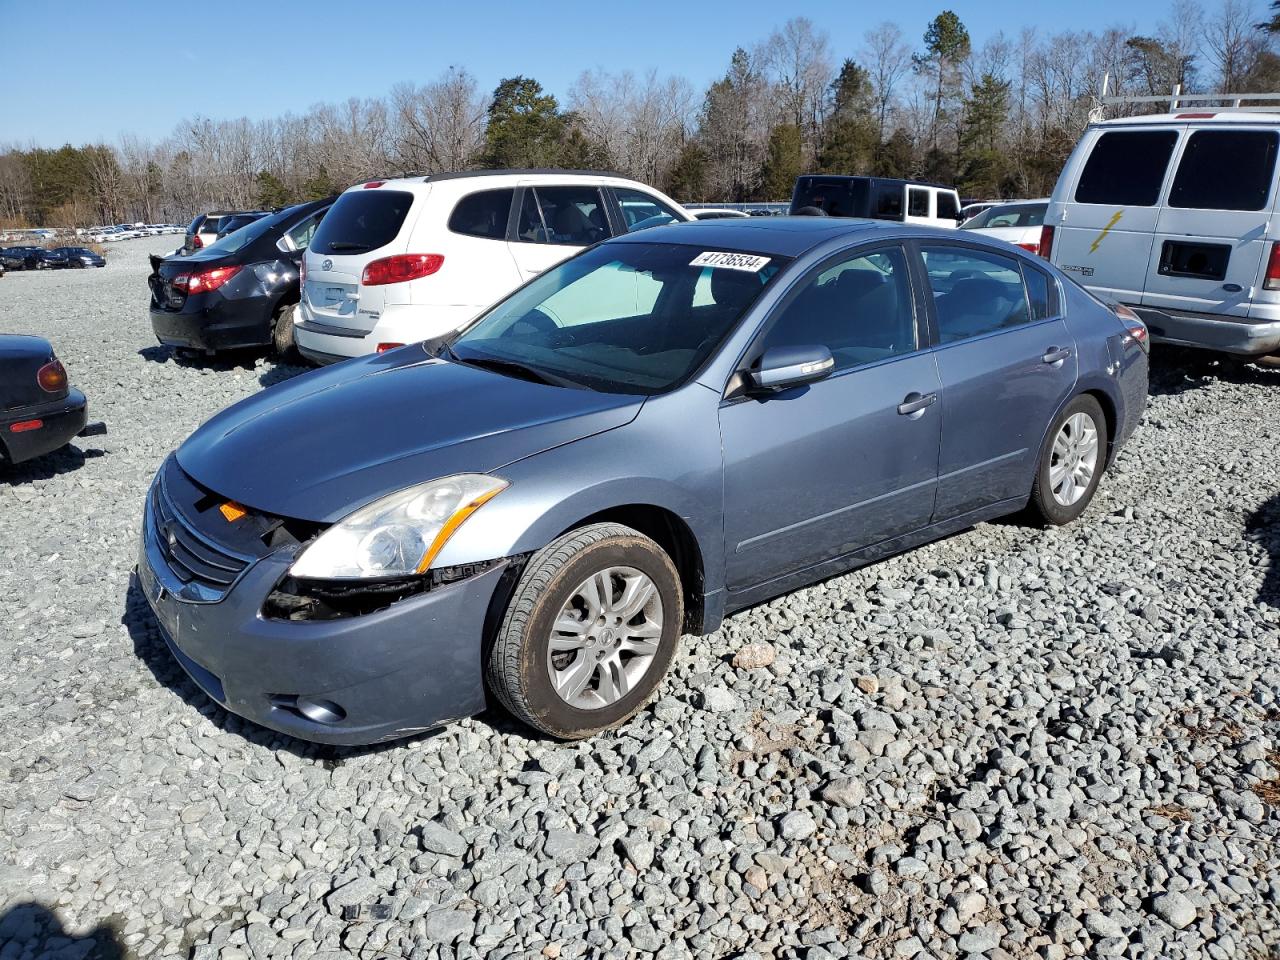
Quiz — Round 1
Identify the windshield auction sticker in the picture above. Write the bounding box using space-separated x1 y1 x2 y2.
690 251 772 272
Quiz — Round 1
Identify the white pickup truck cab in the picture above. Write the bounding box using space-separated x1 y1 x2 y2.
1043 111 1280 359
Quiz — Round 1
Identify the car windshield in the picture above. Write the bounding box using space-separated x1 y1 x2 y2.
451 242 790 395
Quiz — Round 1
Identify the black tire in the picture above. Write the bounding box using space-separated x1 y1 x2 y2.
272 304 298 359
1029 394 1108 526
486 522 683 739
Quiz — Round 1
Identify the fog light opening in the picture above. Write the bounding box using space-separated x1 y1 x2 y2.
296 697 347 725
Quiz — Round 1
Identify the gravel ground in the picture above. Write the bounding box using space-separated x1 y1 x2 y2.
1 237 1278 960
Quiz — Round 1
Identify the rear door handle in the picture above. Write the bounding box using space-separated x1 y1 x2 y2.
897 391 937 417
1042 346 1071 365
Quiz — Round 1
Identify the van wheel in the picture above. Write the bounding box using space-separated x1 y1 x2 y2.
1029 394 1108 526
272 304 297 360
486 523 683 739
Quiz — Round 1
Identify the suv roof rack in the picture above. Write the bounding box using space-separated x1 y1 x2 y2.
420 168 629 183
1090 77 1280 121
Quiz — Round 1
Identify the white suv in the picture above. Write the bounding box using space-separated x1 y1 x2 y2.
1044 110 1280 359
294 170 692 364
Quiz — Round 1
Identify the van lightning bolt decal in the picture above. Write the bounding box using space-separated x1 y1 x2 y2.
1090 211 1124 254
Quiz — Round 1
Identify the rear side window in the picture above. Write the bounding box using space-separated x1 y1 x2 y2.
1023 265 1054 320
873 185 903 220
522 186 609 246
310 190 414 255
1075 130 1178 206
1168 130 1279 211
448 189 514 239
198 216 220 235
921 246 1031 343
908 188 930 217
936 192 960 221
791 178 865 217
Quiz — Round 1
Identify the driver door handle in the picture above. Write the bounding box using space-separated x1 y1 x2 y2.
1042 346 1071 365
897 391 937 417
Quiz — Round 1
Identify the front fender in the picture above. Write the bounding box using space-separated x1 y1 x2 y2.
432 386 727 599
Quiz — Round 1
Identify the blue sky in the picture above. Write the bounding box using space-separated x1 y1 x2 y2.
1 0 1180 147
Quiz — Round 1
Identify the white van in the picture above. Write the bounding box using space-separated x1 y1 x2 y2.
1043 111 1280 359
294 170 691 364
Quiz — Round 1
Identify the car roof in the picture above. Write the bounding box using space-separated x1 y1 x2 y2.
351 169 664 197
611 217 893 257
1096 110 1280 127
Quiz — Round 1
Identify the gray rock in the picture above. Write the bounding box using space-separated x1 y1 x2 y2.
1151 891 1197 930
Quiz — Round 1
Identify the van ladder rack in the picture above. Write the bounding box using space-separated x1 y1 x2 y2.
1089 77 1280 122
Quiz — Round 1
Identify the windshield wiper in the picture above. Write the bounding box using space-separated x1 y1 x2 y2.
453 354 579 388
325 241 371 252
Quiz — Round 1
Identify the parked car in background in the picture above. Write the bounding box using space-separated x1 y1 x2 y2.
140 217 1147 745
0 335 105 465
960 200 1001 222
686 208 752 220
46 246 106 268
0 246 55 270
182 212 238 254
149 197 334 357
294 169 691 364
790 175 963 228
215 211 272 240
960 200 1049 254
1044 109 1280 362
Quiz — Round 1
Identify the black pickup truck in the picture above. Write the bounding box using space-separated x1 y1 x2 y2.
0 335 105 465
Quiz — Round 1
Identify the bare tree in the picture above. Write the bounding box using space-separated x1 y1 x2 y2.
1204 0 1263 90
863 22 913 144
760 17 836 161
569 69 694 183
391 67 489 174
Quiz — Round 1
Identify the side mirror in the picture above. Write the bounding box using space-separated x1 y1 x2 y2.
747 345 835 393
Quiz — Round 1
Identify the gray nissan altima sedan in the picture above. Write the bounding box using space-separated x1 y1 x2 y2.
138 218 1149 744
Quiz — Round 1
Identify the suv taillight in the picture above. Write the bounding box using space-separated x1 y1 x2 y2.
1038 225 1054 261
173 264 241 294
362 254 444 286
191 234 203 249
37 358 67 393
1264 242 1280 291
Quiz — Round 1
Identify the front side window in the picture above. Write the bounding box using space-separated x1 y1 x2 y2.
922 246 1031 343
1075 130 1178 206
452 243 788 394
1169 130 1279 211
756 246 916 373
615 188 682 232
449 188 514 239
908 188 930 218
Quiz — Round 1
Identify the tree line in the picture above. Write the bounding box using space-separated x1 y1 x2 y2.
4 0 1280 227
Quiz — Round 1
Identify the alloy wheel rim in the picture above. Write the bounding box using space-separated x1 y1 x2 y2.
1049 412 1099 507
545 566 664 710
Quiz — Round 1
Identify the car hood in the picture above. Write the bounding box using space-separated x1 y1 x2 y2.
176 348 644 523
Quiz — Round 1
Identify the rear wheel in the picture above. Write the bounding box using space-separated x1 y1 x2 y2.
272 304 298 360
1029 394 1108 526
486 523 683 739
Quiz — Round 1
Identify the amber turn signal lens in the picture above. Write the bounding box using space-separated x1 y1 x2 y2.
219 501 248 522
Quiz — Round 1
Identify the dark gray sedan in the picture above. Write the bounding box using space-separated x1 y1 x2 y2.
138 219 1149 744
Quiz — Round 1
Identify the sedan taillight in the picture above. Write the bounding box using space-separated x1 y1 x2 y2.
37 358 67 393
173 265 242 295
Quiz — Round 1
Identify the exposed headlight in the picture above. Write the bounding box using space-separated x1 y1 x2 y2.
289 474 507 580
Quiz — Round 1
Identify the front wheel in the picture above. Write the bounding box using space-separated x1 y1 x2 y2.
1029 394 1108 526
486 523 683 739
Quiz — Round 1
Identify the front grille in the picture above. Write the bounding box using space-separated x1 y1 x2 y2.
150 476 251 598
